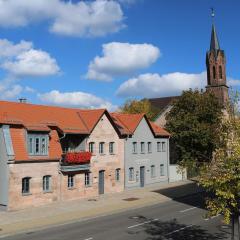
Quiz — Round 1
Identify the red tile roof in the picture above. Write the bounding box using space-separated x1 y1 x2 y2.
0 100 107 161
111 112 170 137
0 101 105 134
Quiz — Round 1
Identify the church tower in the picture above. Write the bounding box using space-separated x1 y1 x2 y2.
206 14 229 107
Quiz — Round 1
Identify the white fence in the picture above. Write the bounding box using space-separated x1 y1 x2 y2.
169 164 187 182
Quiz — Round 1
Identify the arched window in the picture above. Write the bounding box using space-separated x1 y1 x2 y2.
213 66 216 79
219 66 223 79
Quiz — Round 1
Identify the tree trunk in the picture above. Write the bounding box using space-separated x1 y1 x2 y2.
232 215 235 240
238 212 240 240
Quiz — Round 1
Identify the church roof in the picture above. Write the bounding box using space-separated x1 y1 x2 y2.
148 96 180 112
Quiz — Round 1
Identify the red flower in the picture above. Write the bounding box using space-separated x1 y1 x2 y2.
64 152 92 164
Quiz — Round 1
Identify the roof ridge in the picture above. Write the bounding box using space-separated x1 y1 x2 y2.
76 112 90 133
111 113 132 134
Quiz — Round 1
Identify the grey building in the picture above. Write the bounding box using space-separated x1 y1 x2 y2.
111 113 170 189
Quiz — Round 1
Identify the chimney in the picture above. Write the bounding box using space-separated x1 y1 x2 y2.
19 98 27 103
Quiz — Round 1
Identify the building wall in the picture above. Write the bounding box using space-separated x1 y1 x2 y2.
86 113 125 195
0 126 13 207
125 118 169 189
8 161 59 211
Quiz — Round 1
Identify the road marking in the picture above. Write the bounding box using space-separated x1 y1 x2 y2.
180 207 197 213
204 214 221 221
127 218 159 229
84 238 93 240
165 224 193 236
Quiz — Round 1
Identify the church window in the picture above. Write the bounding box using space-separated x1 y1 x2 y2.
219 66 223 79
213 66 216 79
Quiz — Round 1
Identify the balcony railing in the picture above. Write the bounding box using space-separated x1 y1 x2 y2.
60 151 92 172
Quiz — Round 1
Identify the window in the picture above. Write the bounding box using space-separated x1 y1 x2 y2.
219 66 223 79
151 165 156 178
162 142 166 152
160 164 165 176
43 175 51 192
132 142 137 154
89 142 95 153
109 142 115 154
22 177 31 194
213 66 216 79
68 175 74 188
129 167 134 181
85 172 91 186
115 168 120 181
148 142 152 153
99 142 105 154
140 142 145 153
27 134 48 156
157 142 161 152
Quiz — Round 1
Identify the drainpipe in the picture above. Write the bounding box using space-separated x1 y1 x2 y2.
167 137 170 183
58 133 66 202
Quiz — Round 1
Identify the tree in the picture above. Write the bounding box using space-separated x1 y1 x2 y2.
119 98 159 121
199 116 240 239
165 89 223 170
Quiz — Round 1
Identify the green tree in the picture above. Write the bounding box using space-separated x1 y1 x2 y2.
119 98 159 121
165 89 223 170
199 116 240 239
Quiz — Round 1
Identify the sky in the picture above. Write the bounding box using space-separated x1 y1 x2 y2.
0 0 239 110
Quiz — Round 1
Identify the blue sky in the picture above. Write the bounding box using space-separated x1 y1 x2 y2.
0 0 239 109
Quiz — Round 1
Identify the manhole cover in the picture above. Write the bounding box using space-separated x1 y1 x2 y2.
123 197 139 201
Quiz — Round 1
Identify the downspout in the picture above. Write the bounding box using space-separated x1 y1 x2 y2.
58 133 66 202
167 137 170 183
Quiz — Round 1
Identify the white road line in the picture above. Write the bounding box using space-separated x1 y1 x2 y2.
127 218 159 229
84 238 93 240
165 224 193 236
180 206 197 213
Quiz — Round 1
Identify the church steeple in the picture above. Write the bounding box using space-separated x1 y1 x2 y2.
210 24 220 51
206 9 229 107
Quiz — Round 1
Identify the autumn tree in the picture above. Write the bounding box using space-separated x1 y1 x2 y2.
165 89 223 171
119 98 159 121
199 115 240 239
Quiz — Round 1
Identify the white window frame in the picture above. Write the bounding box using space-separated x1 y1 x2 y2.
132 142 137 154
22 177 31 194
27 134 48 156
148 142 152 153
109 142 115 154
89 142 95 154
162 142 166 152
157 142 161 152
43 175 51 192
99 142 105 154
68 175 74 189
140 142 145 154
115 168 120 181
85 172 91 187
129 167 134 181
160 164 165 176
151 165 156 178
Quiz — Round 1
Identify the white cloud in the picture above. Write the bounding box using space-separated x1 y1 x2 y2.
86 42 160 81
38 90 116 110
2 49 60 77
116 72 207 98
0 39 32 58
116 72 240 98
0 0 125 37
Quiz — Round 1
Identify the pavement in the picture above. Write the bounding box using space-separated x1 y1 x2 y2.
0 180 205 238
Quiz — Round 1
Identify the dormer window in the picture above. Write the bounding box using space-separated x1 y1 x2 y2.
27 133 49 156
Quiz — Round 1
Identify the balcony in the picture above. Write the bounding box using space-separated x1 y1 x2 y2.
60 152 92 172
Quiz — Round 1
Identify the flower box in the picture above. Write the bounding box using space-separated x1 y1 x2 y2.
63 152 92 164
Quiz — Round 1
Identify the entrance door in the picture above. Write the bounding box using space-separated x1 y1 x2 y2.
140 166 145 188
99 170 105 194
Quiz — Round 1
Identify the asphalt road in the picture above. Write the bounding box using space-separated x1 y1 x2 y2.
1 192 231 240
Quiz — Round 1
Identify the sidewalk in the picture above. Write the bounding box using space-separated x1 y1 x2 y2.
0 180 201 238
